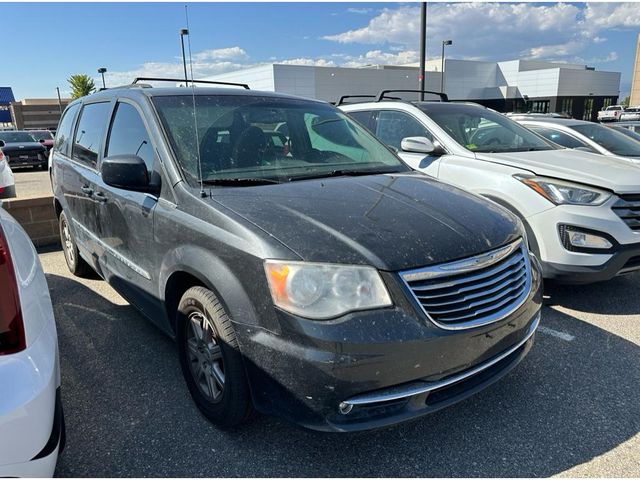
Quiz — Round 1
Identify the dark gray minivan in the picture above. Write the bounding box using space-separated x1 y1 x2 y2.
51 79 542 432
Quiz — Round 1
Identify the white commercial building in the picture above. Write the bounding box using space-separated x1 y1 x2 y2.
205 58 621 121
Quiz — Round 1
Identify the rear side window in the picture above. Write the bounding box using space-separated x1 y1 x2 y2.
106 103 154 172
54 103 80 156
528 126 596 152
374 110 433 150
347 111 374 132
72 102 111 168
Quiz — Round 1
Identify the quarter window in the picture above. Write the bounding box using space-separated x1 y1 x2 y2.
72 102 111 168
106 103 154 172
54 103 80 156
374 110 433 150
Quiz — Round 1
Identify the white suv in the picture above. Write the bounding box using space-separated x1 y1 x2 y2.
341 94 640 284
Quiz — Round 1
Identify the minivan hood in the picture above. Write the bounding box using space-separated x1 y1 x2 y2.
210 173 520 271
478 149 640 194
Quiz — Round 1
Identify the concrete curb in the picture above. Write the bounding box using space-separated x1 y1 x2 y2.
1 195 60 247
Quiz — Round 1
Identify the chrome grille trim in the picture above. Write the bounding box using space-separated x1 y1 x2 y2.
612 195 640 232
400 239 532 330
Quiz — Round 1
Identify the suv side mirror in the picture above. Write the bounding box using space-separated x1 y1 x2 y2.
401 136 444 155
101 155 155 193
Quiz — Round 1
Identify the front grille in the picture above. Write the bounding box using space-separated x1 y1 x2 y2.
612 195 640 231
400 239 531 330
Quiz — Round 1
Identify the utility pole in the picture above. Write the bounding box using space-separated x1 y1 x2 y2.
97 67 107 89
418 2 427 100
56 87 63 114
440 40 452 93
180 29 189 86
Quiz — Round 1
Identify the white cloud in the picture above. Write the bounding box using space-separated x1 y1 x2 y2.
193 47 247 61
279 58 336 67
347 7 372 15
323 3 640 65
343 49 419 67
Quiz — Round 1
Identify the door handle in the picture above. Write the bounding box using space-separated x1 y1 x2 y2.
81 186 93 196
93 192 107 203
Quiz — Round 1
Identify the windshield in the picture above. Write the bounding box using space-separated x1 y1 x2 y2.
415 103 555 153
571 124 640 157
29 131 53 141
152 95 408 185
0 131 37 143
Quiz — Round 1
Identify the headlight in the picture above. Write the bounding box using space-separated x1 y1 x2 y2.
264 260 392 319
515 175 611 206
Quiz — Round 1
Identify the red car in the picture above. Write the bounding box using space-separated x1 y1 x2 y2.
28 130 54 151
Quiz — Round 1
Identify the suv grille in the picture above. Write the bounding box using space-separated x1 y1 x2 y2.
400 240 531 330
612 195 640 231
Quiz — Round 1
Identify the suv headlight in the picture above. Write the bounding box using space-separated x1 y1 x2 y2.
264 260 392 319
514 175 611 206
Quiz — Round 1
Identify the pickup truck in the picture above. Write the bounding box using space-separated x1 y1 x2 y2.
597 105 624 122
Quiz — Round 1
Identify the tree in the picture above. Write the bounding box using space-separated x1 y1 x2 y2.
621 95 630 108
67 74 96 99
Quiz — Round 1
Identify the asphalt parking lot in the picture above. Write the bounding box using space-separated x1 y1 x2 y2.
12 168 51 198
40 248 640 477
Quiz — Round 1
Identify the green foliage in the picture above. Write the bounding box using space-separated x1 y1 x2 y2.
621 96 630 108
67 74 96 99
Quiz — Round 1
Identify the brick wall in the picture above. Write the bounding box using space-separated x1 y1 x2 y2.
1 196 59 247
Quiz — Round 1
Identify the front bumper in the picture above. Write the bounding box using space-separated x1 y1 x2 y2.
236 262 542 432
526 200 640 283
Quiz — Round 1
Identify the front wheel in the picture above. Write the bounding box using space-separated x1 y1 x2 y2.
59 210 91 277
177 286 254 428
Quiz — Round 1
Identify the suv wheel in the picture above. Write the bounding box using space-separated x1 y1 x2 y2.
177 286 253 427
59 210 91 277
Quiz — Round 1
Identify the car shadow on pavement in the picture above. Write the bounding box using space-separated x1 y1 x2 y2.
544 272 640 316
48 272 640 478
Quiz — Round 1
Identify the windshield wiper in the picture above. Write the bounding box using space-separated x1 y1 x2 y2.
201 178 281 186
288 167 404 182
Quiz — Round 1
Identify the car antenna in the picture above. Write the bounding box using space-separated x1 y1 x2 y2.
185 4 206 198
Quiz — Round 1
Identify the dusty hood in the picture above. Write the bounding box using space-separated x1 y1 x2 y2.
210 173 521 271
478 149 640 194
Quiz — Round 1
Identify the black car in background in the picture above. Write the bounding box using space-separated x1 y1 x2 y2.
0 131 48 170
50 79 542 432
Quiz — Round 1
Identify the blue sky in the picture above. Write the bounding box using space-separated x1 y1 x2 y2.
2 2 638 99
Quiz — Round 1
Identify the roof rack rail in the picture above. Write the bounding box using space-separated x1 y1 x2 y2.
132 77 250 89
376 89 448 102
336 95 376 106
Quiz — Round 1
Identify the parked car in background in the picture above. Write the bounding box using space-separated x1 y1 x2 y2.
620 107 640 122
28 130 55 152
51 80 542 432
615 121 640 135
0 146 16 199
513 117 640 162
341 93 640 284
0 208 63 476
597 105 624 122
0 131 48 170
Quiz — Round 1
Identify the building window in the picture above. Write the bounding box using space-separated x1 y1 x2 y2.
603 98 613 109
560 98 573 116
583 98 594 120
526 100 550 113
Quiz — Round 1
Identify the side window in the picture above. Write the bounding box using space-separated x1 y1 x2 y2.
106 103 154 172
374 110 433 150
529 126 595 151
347 111 374 133
73 102 111 168
54 103 80 156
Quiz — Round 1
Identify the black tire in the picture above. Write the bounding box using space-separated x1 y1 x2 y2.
58 210 91 277
177 286 253 428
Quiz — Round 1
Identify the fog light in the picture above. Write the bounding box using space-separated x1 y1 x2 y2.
567 230 612 249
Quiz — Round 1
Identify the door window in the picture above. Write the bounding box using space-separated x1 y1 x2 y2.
72 102 111 168
106 102 154 172
54 103 80 156
347 111 374 133
528 126 596 152
374 110 433 151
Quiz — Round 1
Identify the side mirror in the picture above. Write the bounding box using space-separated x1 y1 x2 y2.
0 140 4 148
400 136 444 155
101 155 154 193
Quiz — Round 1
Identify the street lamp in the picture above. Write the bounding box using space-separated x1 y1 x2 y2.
97 67 107 89
440 40 452 94
180 28 189 85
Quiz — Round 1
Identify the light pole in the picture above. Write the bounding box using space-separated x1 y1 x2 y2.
55 87 63 114
97 67 107 89
440 40 452 94
418 2 427 100
180 28 189 85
